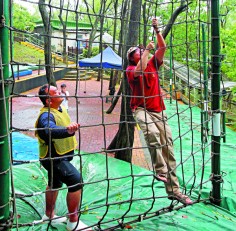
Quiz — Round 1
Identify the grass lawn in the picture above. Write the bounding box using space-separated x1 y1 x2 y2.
12 42 64 66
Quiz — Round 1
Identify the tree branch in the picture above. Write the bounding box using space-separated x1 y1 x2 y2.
162 1 192 39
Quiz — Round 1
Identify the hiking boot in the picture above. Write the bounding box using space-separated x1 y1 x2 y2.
168 192 193 205
154 174 168 183
42 214 67 224
67 220 91 231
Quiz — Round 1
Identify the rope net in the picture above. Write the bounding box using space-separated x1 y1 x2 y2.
0 0 225 230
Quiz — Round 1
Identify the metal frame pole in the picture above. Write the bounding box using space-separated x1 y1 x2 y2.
202 23 209 132
169 36 173 104
0 0 10 225
211 0 222 205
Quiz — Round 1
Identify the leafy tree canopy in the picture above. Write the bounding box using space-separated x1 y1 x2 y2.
12 3 37 31
12 0 236 82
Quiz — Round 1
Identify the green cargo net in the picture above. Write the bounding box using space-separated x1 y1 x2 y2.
1 0 236 230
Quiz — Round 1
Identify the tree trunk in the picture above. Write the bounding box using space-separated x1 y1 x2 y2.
58 0 69 64
162 0 191 39
107 77 135 162
106 83 122 114
106 0 130 113
108 0 118 94
118 0 130 56
107 0 142 163
83 0 99 58
38 0 56 86
84 0 112 59
142 2 150 47
87 17 99 58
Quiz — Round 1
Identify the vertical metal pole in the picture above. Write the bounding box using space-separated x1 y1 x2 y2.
211 0 222 206
17 64 19 80
222 111 226 143
169 36 173 104
162 66 164 87
202 24 208 133
38 59 41 75
0 0 10 224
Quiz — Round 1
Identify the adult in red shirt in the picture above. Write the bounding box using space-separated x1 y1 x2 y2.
126 18 192 205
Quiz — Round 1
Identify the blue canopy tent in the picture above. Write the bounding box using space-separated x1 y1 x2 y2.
78 46 122 70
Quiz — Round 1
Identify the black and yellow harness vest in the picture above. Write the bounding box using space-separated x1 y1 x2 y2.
35 107 77 158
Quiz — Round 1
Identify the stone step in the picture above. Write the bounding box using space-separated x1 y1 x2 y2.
66 70 87 74
64 73 86 78
63 76 92 81
63 70 94 80
64 70 95 77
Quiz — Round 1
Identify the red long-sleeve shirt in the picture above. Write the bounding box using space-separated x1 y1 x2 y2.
126 56 166 112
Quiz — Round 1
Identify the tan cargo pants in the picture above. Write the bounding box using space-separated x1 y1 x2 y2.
134 107 180 195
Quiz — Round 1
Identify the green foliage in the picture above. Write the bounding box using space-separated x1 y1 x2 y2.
218 0 236 81
231 86 236 101
165 3 209 68
11 0 236 84
82 48 88 58
82 47 100 58
91 47 99 56
221 24 236 81
12 3 36 31
232 86 236 94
